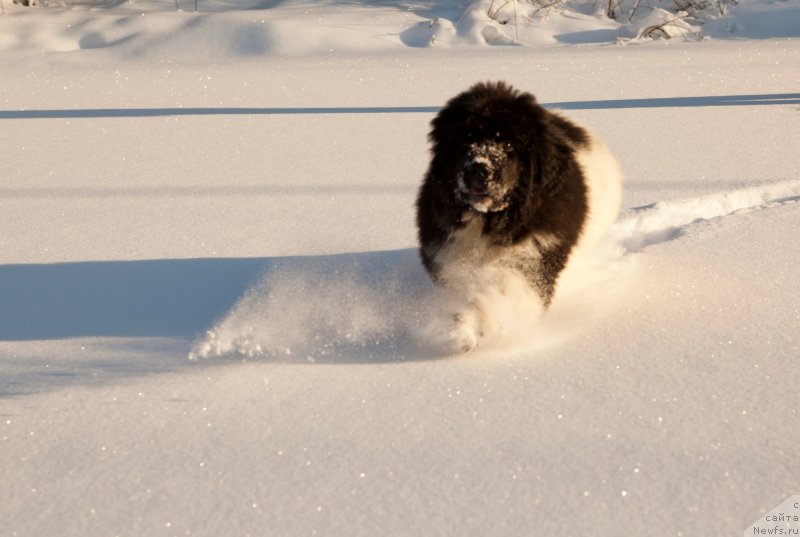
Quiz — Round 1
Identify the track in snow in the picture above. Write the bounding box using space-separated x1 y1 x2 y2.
614 179 800 252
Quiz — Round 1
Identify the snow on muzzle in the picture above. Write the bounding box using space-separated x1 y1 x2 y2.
456 141 515 213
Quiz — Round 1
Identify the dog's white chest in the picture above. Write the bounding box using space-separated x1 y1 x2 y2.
430 217 492 270
430 215 543 275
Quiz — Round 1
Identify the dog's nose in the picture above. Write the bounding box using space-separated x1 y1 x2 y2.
462 161 490 193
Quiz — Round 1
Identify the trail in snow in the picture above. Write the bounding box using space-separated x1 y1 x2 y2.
614 179 800 252
191 180 800 361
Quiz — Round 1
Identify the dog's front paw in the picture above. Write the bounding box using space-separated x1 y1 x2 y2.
439 311 484 354
449 318 479 353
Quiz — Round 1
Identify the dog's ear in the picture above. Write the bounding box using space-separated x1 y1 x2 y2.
515 94 578 196
534 132 577 198
520 137 546 217
515 93 550 199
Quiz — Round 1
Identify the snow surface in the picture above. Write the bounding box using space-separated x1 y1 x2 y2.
1 1 800 536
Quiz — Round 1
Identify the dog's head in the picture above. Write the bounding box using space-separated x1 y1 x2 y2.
429 81 543 213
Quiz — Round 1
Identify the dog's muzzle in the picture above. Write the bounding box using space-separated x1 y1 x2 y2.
456 142 511 212
461 160 491 197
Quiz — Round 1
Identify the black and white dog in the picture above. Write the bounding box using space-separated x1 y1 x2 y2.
416 81 623 352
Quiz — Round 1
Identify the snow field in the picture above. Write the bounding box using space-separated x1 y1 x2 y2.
1 3 800 536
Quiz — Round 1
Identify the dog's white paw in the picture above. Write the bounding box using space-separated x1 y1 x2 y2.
438 308 488 354
448 315 480 353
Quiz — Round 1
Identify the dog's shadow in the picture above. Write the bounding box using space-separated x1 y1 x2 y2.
0 256 265 341
0 249 438 364
0 250 449 398
190 249 443 364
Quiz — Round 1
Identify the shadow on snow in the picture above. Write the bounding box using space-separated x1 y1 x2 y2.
0 257 269 341
1 93 798 119
0 250 427 342
0 249 435 397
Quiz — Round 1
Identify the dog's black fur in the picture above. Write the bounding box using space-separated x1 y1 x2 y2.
416 81 592 306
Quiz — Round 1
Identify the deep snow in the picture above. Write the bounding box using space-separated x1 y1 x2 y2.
1 1 800 536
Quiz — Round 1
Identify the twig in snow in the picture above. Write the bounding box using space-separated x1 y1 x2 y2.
628 0 642 22
531 0 564 19
512 0 518 42
607 0 619 19
487 0 514 20
487 0 520 43
639 11 693 39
